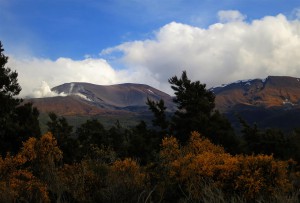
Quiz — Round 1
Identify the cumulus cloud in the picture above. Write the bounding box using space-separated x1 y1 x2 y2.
8 11 300 98
7 57 117 97
8 56 162 98
102 12 300 90
218 10 246 23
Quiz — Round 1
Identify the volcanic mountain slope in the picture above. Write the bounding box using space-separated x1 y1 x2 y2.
28 76 300 132
27 82 175 116
211 76 300 131
212 76 300 112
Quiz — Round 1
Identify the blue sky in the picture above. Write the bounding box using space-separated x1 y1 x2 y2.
1 0 299 59
1 0 300 97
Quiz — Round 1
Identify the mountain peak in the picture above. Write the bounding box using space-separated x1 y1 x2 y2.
28 82 175 116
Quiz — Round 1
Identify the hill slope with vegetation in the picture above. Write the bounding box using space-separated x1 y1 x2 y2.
1 41 300 202
212 76 300 132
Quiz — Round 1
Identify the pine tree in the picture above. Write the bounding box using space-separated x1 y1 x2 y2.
47 112 76 163
169 71 215 143
0 41 22 132
152 71 240 152
0 41 41 155
146 98 169 134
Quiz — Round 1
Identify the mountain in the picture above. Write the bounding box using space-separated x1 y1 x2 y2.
27 82 175 116
212 76 300 112
27 76 300 132
211 76 300 132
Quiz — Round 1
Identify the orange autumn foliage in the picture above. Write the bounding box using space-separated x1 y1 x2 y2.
58 161 102 202
0 131 295 202
20 132 63 165
109 158 148 190
235 154 291 199
0 170 50 203
0 132 62 202
159 131 292 200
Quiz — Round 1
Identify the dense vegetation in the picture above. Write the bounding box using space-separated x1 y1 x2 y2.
1 41 300 202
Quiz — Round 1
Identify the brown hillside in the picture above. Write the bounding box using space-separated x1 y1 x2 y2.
26 96 133 116
26 83 175 116
212 76 300 112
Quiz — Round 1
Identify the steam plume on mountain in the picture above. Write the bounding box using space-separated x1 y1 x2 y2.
31 81 66 98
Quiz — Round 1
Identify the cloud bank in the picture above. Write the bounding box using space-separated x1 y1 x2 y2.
8 11 300 97
8 57 161 98
103 11 300 89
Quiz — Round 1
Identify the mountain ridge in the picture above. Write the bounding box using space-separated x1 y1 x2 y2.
26 76 300 131
211 76 300 112
211 76 300 132
28 82 175 116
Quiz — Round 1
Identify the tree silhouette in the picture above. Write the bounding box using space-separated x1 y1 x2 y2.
168 71 215 142
146 98 169 135
0 41 41 155
76 119 108 157
167 71 239 152
47 112 76 163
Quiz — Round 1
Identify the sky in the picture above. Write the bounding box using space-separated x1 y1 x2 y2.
1 0 300 97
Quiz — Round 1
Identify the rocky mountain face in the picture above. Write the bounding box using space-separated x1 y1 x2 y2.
211 76 300 132
27 82 175 116
212 76 300 112
27 76 300 132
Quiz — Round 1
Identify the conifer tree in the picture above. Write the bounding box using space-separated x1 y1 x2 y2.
0 41 41 155
146 98 169 134
47 112 76 163
0 41 22 132
169 71 215 142
148 71 240 152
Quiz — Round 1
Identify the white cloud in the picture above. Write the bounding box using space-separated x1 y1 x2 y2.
103 12 300 90
7 57 119 98
7 11 300 98
8 56 162 98
218 10 246 23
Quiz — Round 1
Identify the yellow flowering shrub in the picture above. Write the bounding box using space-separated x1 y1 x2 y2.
6 170 50 203
110 158 147 189
185 131 225 154
235 154 291 199
0 156 50 202
159 131 292 201
160 136 180 164
58 161 102 202
0 132 64 202
106 158 149 202
20 132 63 165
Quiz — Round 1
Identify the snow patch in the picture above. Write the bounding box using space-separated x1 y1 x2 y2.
261 77 268 83
212 77 268 90
147 89 154 94
74 93 92 102
235 79 252 84
211 83 228 89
